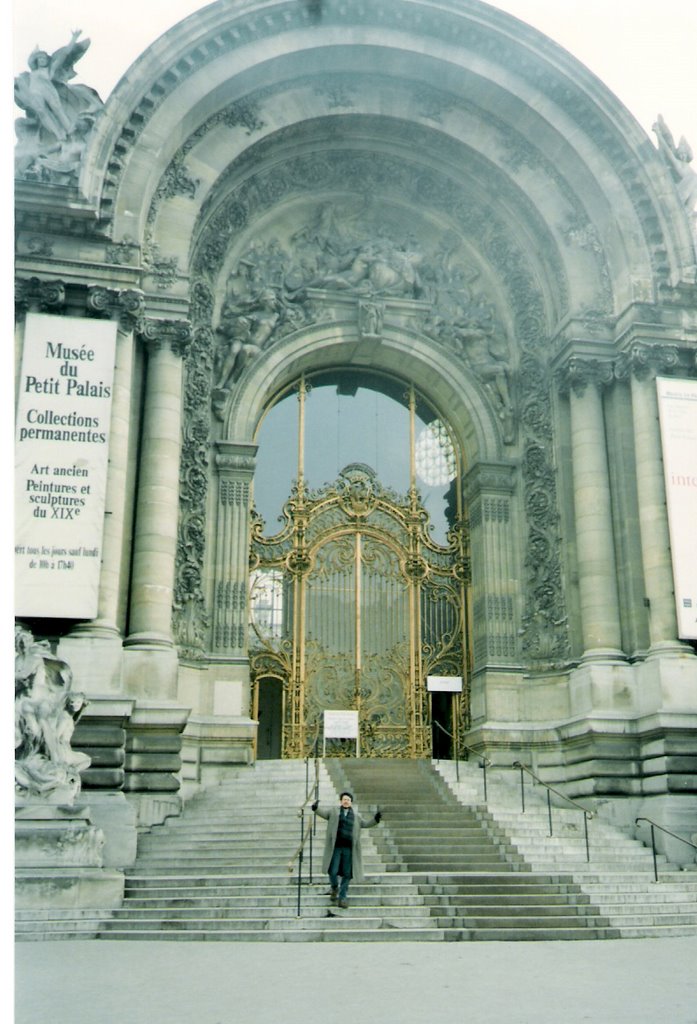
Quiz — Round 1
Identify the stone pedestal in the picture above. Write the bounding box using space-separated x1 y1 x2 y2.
15 801 125 917
15 802 105 868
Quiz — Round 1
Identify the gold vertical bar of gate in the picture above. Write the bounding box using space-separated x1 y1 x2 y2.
297 375 306 495
408 384 416 493
354 532 362 719
293 376 307 755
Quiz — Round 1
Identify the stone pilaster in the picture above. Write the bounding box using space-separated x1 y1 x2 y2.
616 343 689 656
212 442 257 657
125 318 191 663
463 462 518 671
560 357 624 661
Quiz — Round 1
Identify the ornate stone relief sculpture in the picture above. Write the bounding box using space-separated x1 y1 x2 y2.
210 202 515 441
15 625 90 802
14 31 103 184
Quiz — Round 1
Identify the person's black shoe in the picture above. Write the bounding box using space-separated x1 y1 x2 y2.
338 899 349 909
329 887 338 902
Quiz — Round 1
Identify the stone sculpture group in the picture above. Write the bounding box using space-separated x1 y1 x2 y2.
14 29 103 183
15 624 90 802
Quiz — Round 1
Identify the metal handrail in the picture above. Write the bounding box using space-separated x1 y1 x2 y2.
432 720 459 782
432 721 494 798
288 812 315 916
513 761 594 862
635 817 697 882
288 732 322 916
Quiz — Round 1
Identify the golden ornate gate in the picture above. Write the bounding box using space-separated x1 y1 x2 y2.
249 458 470 759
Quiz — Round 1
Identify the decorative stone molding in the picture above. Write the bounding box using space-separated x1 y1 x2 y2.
95 1 672 288
86 285 146 333
138 318 192 356
15 276 66 314
105 235 140 266
555 356 615 396
614 342 684 382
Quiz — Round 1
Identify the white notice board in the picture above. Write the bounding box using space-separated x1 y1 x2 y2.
15 313 117 618
323 710 359 756
427 676 463 692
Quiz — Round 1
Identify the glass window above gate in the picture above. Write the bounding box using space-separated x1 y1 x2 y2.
253 370 459 543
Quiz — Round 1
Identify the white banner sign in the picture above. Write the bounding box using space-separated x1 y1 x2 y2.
427 675 463 692
15 313 117 619
323 710 359 738
656 377 697 640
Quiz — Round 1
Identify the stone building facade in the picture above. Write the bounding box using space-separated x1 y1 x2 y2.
15 0 697 870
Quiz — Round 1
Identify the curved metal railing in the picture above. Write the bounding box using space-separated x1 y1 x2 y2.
513 761 595 861
635 816 697 881
432 720 493 796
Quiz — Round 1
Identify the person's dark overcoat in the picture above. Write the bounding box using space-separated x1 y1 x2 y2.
314 803 378 882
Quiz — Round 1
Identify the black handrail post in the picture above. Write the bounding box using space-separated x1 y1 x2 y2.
584 812 590 863
517 763 525 813
547 789 553 837
309 819 314 885
650 824 658 882
297 809 304 916
455 743 460 783
481 760 488 803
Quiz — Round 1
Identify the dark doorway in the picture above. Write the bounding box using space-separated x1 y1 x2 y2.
256 677 283 759
431 691 453 759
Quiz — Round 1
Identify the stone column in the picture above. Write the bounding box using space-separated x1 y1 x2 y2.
562 358 624 661
125 318 191 651
212 441 257 657
68 289 145 645
618 344 687 655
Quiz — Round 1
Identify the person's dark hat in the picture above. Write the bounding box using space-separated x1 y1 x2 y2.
340 791 353 800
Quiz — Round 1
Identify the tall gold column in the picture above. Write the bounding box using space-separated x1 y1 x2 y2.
563 358 624 661
125 318 191 649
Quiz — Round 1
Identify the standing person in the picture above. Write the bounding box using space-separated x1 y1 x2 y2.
311 791 382 909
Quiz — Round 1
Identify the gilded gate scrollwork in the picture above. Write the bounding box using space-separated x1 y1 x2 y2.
249 463 470 758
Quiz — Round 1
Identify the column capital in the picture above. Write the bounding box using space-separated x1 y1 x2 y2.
214 440 258 478
86 285 146 334
555 356 614 397
139 317 192 356
463 460 516 502
15 275 66 316
614 342 683 382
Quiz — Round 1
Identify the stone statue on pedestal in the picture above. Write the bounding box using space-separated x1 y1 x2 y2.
14 29 103 183
15 624 90 803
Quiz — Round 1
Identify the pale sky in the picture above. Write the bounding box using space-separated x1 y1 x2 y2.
10 0 697 146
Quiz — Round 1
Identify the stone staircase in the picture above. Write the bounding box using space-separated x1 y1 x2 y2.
329 758 619 939
434 759 697 938
15 757 697 941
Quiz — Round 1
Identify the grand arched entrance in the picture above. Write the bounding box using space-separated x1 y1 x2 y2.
248 370 470 758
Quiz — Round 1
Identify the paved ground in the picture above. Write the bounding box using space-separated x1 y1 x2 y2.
14 937 697 1024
